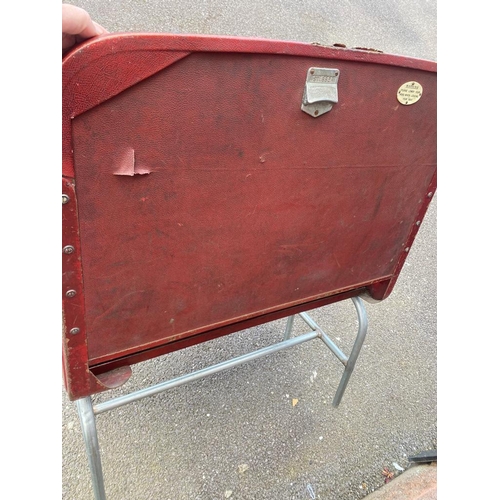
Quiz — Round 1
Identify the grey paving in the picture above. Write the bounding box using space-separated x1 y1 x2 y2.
62 1 437 499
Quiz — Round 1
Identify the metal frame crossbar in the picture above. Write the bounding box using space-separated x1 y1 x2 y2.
75 297 368 500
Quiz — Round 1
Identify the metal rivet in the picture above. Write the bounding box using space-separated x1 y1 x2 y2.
416 220 421 226
66 289 77 298
427 192 433 198
404 247 410 252
314 110 319 116
62 194 70 204
63 245 75 254
69 327 80 335
310 69 315 74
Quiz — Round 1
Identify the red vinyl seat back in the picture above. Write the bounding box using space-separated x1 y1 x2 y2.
62 34 436 400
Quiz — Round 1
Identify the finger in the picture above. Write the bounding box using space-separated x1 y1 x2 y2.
62 33 77 51
62 4 99 39
92 21 108 35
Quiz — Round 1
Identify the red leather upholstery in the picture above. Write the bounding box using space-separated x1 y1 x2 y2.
62 34 436 400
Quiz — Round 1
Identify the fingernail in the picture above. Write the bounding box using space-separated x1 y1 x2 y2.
94 23 105 35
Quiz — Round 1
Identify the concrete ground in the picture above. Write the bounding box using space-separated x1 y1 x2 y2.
62 1 437 499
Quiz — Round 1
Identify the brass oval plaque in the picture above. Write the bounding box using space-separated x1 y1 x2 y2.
397 81 423 105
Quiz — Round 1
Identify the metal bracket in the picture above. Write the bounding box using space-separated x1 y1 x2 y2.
301 67 340 117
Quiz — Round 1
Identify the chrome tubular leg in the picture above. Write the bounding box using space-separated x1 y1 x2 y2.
332 296 368 407
75 396 107 500
94 331 319 415
283 315 295 341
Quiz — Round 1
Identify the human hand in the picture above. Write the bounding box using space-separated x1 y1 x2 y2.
62 3 107 54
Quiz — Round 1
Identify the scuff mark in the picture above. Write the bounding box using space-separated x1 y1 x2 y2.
353 46 384 53
113 147 152 176
90 290 152 325
333 253 341 268
246 205 258 217
259 151 272 163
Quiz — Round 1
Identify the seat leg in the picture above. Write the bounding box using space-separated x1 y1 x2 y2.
75 396 107 500
332 296 368 407
283 315 295 341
